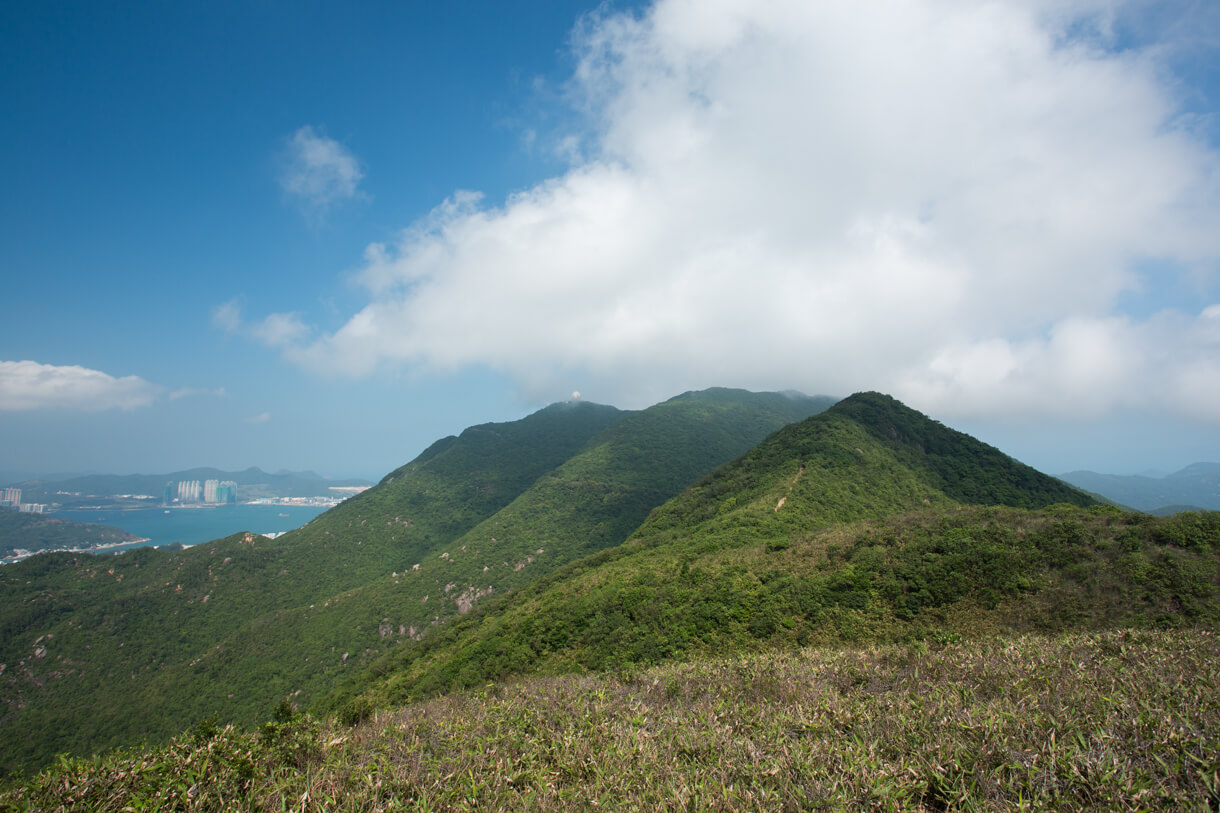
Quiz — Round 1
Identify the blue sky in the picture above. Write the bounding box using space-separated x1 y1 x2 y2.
2 0 1218 481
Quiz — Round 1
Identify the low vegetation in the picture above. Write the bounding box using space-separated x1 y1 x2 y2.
331 505 1220 710
4 629 1217 811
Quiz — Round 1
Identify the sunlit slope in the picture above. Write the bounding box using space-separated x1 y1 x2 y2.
354 504 1220 704
0 400 626 775
422 388 836 621
263 399 630 593
637 391 1094 541
154 389 833 735
334 394 1205 709
0 390 831 774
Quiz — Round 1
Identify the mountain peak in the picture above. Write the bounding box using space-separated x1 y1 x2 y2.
824 392 1093 509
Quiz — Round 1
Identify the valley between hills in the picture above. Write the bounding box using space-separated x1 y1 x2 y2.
1 389 1217 810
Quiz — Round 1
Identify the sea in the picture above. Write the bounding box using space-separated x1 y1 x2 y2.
53 504 331 553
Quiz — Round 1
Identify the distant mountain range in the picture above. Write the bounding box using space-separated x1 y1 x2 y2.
1058 463 1220 513
6 467 373 507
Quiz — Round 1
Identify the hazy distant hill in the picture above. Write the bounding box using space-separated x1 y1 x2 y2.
0 507 141 559
1059 462 1220 512
8 467 374 506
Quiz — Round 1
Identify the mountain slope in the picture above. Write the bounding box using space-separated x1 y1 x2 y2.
1060 462 1220 512
0 400 627 775
136 389 832 748
413 388 835 623
829 393 1099 509
638 391 1093 541
0 390 829 775
334 393 1181 709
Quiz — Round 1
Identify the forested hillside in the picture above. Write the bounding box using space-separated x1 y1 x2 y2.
0 399 625 773
327 393 1144 708
0 390 828 775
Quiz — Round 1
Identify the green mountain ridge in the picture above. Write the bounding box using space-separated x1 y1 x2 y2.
128 390 832 753
0 389 831 774
0 400 628 773
328 394 1215 711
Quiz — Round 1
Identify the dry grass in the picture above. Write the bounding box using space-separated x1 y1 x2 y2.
4 628 1218 811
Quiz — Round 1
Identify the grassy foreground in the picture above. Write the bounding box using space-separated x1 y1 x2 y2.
3 628 1218 811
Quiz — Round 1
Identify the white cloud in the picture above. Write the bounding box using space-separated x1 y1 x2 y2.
250 312 310 348
168 386 227 401
900 308 1220 422
279 126 364 214
212 300 243 334
0 360 162 411
264 0 1220 421
212 300 311 349
245 411 271 424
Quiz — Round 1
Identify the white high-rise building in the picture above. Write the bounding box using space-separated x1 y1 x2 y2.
204 480 219 504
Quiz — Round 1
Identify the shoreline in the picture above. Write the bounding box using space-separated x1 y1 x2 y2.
48 498 346 513
1 536 155 565
4 504 332 565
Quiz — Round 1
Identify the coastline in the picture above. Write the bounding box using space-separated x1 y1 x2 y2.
3 503 331 565
1 536 155 565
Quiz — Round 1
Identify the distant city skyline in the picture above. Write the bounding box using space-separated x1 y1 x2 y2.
2 1 1218 479
0 488 43 514
166 479 238 506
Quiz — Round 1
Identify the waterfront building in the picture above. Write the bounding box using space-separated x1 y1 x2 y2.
216 481 237 504
177 480 202 504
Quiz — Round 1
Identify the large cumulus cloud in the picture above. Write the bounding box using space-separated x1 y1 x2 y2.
268 0 1220 419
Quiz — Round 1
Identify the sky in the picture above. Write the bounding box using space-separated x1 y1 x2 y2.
2 0 1219 482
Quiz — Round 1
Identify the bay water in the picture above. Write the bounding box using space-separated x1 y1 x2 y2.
53 504 330 552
